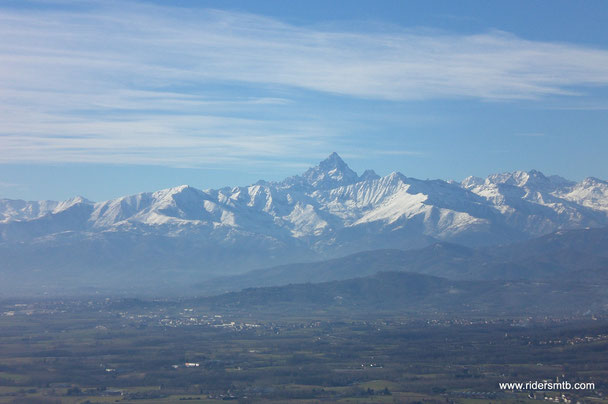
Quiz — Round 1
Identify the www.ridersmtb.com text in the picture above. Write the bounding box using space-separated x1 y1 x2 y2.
499 381 595 391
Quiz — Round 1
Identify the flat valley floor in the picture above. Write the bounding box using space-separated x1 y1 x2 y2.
0 298 607 403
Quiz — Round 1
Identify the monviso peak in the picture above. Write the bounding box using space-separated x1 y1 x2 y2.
302 152 360 189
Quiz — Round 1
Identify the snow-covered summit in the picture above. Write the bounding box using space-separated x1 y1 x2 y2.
359 169 380 182
1 155 607 277
557 176 608 212
463 170 574 190
282 152 360 190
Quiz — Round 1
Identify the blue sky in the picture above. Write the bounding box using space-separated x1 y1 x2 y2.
1 0 608 201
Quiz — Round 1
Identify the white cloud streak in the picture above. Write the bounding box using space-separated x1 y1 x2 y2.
1 2 608 166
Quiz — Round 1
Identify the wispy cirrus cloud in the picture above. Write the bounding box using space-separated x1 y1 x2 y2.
1 1 608 167
0 181 19 188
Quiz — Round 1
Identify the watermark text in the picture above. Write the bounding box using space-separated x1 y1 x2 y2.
499 381 594 391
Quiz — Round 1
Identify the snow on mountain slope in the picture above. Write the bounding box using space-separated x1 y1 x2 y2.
311 172 412 223
461 170 607 236
1 153 608 285
557 177 608 212
0 197 95 242
0 199 59 222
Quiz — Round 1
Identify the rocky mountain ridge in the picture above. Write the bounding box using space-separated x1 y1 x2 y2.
1 153 607 294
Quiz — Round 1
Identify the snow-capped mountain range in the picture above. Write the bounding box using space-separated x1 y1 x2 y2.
1 153 607 294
